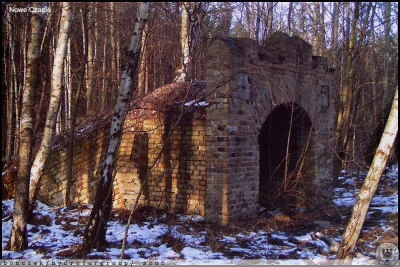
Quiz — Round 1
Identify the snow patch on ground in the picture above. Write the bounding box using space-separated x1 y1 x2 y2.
2 164 397 264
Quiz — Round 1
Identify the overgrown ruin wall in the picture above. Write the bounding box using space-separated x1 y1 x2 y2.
39 84 208 216
204 32 335 224
40 32 335 225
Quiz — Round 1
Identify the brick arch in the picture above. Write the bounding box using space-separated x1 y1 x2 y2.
257 102 316 212
205 33 335 224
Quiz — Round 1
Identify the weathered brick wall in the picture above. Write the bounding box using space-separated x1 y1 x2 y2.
40 99 207 216
204 33 335 224
39 124 110 205
114 113 207 215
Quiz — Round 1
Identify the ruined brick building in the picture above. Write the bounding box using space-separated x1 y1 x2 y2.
39 32 335 225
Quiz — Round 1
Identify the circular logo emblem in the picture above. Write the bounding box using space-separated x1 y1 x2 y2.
376 243 399 266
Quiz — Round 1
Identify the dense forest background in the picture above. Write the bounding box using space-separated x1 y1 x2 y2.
2 2 398 171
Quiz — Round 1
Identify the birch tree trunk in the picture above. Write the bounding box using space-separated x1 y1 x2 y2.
335 88 398 264
174 2 189 83
29 2 72 212
5 10 14 162
83 2 149 250
6 2 44 251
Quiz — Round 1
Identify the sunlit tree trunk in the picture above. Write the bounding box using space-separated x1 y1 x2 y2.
5 2 44 251
138 23 148 95
86 7 94 115
110 2 118 103
174 2 190 82
29 2 72 212
101 9 108 112
83 2 149 250
336 88 398 264
335 2 359 170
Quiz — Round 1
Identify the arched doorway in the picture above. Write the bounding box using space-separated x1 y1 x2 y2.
258 103 315 213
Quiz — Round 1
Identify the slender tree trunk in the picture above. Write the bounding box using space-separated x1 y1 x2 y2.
145 52 149 94
249 3 255 39
287 2 293 34
86 8 94 115
255 3 261 42
331 2 339 68
6 12 14 162
319 2 326 56
101 11 108 112
312 2 320 55
382 2 391 117
65 5 89 207
267 2 273 37
335 88 398 264
115 3 121 85
110 2 118 103
335 2 359 169
29 2 72 212
138 23 148 96
5 2 44 251
62 28 71 207
174 2 190 83
83 2 149 250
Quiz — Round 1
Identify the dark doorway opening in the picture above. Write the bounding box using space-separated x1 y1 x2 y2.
258 103 314 213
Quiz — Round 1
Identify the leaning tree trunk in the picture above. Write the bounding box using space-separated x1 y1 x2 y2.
5 2 44 251
82 2 149 250
335 88 398 264
29 2 72 212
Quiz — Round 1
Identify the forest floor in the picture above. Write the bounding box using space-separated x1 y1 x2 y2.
2 164 398 264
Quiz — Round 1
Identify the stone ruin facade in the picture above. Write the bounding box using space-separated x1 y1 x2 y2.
39 32 335 225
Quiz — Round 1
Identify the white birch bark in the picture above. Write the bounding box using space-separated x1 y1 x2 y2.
29 2 72 209
83 2 150 249
174 2 189 83
336 88 398 263
6 10 14 162
7 2 44 251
